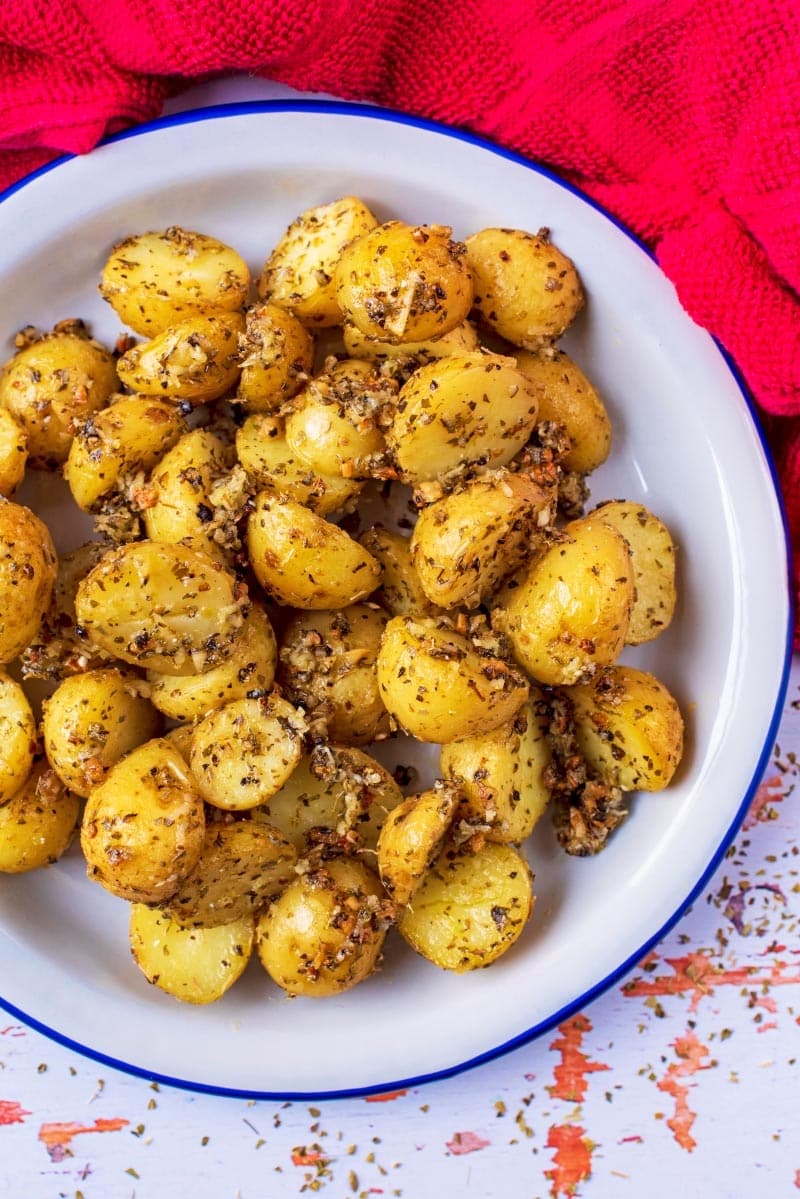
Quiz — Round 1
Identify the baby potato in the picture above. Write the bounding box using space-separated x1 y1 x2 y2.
411 469 555 610
81 737 205 901
258 196 378 327
100 226 250 337
163 722 196 764
65 396 188 512
0 761 80 873
247 490 381 610
334 221 473 342
492 517 633 685
376 616 529 743
398 841 533 972
116 312 244 403
236 302 314 412
130 905 254 1004
159 820 297 927
358 526 439 618
514 349 612 474
440 695 551 843
567 665 684 791
465 227 584 347
386 352 539 486
255 743 404 853
146 604 277 722
0 499 58 664
0 327 118 466
284 359 394 479
343 319 479 362
278 604 390 745
190 693 307 811
256 856 388 997
235 414 363 516
0 408 28 495
0 671 37 805
42 668 162 798
142 428 236 552
593 500 677 643
376 782 461 905
74 539 248 676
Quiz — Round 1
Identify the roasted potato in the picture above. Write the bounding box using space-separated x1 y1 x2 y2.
80 737 205 902
0 761 80 873
398 841 533 971
235 414 363 516
343 319 479 363
514 348 612 475
129 905 254 1004
236 301 314 411
142 428 237 554
465 227 584 347
593 500 677 643
21 541 111 680
100 226 250 337
358 526 439 618
0 671 37 805
376 782 461 905
376 616 529 743
0 407 28 495
0 499 58 664
258 196 378 326
116 312 244 403
334 221 473 342
256 856 388 997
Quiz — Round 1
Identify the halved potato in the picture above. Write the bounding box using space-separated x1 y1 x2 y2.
377 783 461 905
0 670 37 805
116 312 244 403
514 348 612 475
130 905 254 1004
0 499 58 664
235 414 363 516
236 301 314 412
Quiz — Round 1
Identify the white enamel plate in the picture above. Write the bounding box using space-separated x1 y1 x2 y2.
0 103 791 1097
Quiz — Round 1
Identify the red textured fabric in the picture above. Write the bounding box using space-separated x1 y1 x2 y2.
1 0 798 628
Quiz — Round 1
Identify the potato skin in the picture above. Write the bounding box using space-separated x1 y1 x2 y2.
256 857 388 997
343 319 479 363
465 227 584 347
514 349 612 475
0 670 37 805
236 414 363 517
42 668 162 798
376 616 529 743
284 359 393 480
80 738 205 902
130 905 254 1004
0 761 80 873
358 527 438 618
116 312 244 403
593 500 677 644
376 782 460 905
236 302 314 412
492 518 633 686
0 408 28 496
142 428 236 554
0 499 58 664
335 221 473 342
398 841 533 972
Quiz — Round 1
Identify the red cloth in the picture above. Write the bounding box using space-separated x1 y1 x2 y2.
1 0 799 625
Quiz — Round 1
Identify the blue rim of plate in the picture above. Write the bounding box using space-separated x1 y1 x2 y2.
0 99 793 1101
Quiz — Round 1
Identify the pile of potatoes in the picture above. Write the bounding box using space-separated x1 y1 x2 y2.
0 198 684 1004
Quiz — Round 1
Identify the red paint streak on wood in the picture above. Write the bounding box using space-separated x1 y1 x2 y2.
38 1118 129 1162
547 1014 610 1102
757 1021 779 1033
365 1089 408 1103
619 1134 643 1143
794 1168 800 1188
623 952 800 1011
0 1100 30 1125
446 1130 491 1155
656 1031 711 1152
545 1124 594 1197
754 994 779 1013
291 1149 322 1166
0 1026 25 1037
743 775 785 829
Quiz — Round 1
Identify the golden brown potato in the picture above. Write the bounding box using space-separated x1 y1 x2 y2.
514 349 612 474
247 491 381 610
0 761 80 873
376 616 529 743
0 408 28 496
162 723 196 764
236 302 314 412
492 518 633 685
343 319 479 363
386 352 539 487
42 668 162 798
235 414 363 516
190 693 307 811
465 227 584 347
146 603 277 722
593 500 677 644
376 782 461 905
566 665 684 791
398 841 533 971
440 696 551 842
411 470 555 610
116 312 244 403
21 542 111 680
256 857 388 997
74 539 248 676
258 196 378 327
64 396 188 512
0 499 57 664
0 327 118 466
0 670 37 806
100 226 250 337
158 820 297 927
142 428 237 555
80 738 205 902
335 221 473 342
278 605 390 745
358 527 439 618
129 905 254 1004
